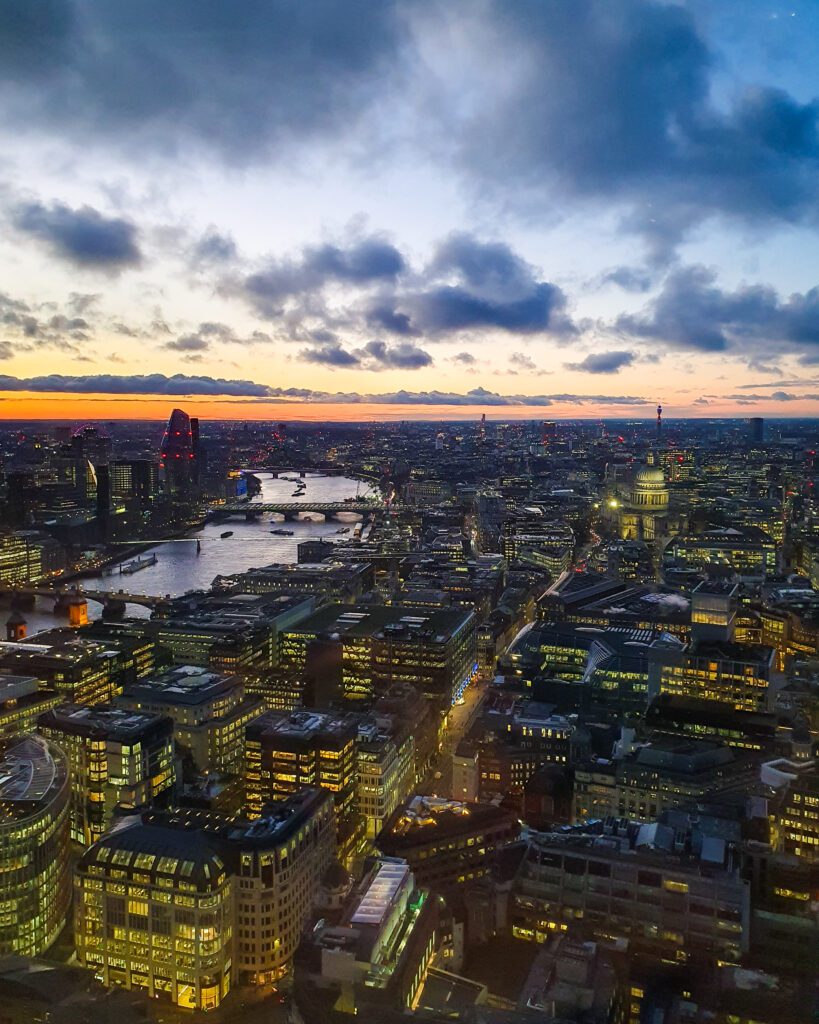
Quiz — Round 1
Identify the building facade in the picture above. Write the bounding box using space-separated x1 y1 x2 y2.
74 789 335 1010
39 704 175 846
0 736 71 956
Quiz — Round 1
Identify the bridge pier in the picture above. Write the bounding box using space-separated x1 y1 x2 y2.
102 597 127 621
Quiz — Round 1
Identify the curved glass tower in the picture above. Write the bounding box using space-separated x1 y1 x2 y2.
0 736 71 956
160 408 199 494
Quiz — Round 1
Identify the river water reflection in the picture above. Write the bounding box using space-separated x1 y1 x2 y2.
16 471 373 631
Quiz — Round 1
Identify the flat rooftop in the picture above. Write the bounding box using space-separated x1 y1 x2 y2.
284 602 475 642
248 709 357 743
122 665 237 705
693 579 739 597
0 674 39 702
379 795 517 849
0 629 123 664
40 703 171 741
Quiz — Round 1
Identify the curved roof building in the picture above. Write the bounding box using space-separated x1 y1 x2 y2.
0 736 71 956
160 408 199 494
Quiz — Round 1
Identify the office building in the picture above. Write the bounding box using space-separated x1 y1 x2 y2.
159 407 199 495
374 682 441 783
134 592 315 678
376 795 520 893
645 693 778 752
74 789 335 1009
0 629 155 704
656 639 774 713
573 739 760 824
38 704 175 846
0 674 61 738
294 856 439 1016
507 622 678 713
500 514 574 575
116 665 263 775
748 417 764 445
356 715 416 839
109 458 159 506
664 526 777 580
472 701 580 800
690 578 738 641
214 562 374 601
0 736 71 956
763 758 819 862
518 935 623 1024
0 530 66 585
245 710 359 861
280 603 478 706
507 824 749 966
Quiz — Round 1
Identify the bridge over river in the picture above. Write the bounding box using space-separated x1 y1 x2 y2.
212 499 389 520
2 584 164 611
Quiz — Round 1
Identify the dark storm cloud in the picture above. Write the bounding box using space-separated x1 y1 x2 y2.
237 231 576 342
365 305 420 337
0 0 407 159
405 283 567 334
11 200 141 270
359 340 433 369
566 350 636 374
616 265 819 356
0 372 273 396
243 237 406 316
299 339 433 371
396 234 576 337
0 370 652 408
456 0 819 253
3 1 819 261
164 335 210 353
300 344 360 368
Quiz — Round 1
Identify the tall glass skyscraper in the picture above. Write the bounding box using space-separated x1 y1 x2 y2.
159 407 199 494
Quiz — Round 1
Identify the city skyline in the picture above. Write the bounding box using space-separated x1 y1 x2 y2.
3 2 819 419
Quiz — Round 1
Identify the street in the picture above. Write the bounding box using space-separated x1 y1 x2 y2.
418 673 491 798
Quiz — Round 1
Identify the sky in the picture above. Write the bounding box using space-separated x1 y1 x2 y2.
2 0 819 421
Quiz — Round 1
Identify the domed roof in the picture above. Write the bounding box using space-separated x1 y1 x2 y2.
634 464 665 487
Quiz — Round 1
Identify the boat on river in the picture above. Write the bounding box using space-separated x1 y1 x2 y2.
119 553 158 575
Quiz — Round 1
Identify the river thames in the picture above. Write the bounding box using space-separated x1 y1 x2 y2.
13 471 374 631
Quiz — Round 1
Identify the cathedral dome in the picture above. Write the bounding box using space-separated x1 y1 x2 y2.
634 465 665 489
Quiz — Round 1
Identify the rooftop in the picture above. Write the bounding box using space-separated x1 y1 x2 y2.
283 602 475 643
122 665 238 705
693 578 739 597
39 703 172 741
379 795 518 849
0 736 67 812
248 708 358 744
